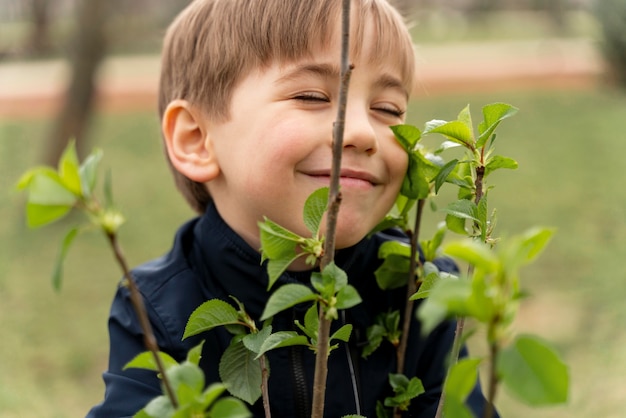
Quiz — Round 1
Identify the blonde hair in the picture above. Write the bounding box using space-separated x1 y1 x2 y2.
159 0 416 214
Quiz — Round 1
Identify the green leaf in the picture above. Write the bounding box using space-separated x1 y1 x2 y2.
198 383 227 412
16 166 57 190
434 159 458 194
124 351 178 372
400 152 429 200
441 199 479 222
476 103 518 148
444 240 499 273
445 358 482 401
79 148 103 198
335 285 362 310
58 139 82 195
323 261 348 290
391 124 421 150
25 203 72 228
378 240 411 259
254 331 309 359
376 401 392 418
260 284 316 321
484 155 518 177
426 120 474 149
330 324 353 343
421 223 447 262
362 324 385 358
497 335 569 405
457 104 473 133
184 299 241 339
26 171 77 206
417 279 472 335
508 227 555 267
167 361 205 396
410 268 441 300
303 187 328 235
311 262 348 296
209 397 252 418
219 339 262 405
302 304 320 341
187 341 205 366
51 226 80 291
445 212 468 236
242 325 273 354
384 374 425 410
434 140 462 155
258 219 301 259
137 395 174 418
442 397 475 418
375 254 410 290
266 253 302 290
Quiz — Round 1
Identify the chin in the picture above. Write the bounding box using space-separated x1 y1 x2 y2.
333 226 370 250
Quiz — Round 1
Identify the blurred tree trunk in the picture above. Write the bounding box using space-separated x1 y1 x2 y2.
43 0 109 165
543 0 569 35
26 0 51 55
594 0 626 88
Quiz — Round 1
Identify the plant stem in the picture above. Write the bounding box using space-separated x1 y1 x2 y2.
434 316 467 418
105 231 178 409
484 341 499 418
312 1 351 417
393 198 425 418
436 157 488 417
396 199 426 374
311 314 332 418
260 355 272 418
319 0 352 271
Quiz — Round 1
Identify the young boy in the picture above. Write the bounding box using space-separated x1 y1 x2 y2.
88 1 494 417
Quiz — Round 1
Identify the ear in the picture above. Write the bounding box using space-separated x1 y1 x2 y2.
162 100 220 183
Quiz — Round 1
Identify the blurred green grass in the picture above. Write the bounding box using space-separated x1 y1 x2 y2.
1 88 625 417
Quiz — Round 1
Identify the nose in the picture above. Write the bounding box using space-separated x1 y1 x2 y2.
341 104 378 156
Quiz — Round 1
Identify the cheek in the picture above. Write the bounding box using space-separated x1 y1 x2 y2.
386 140 409 188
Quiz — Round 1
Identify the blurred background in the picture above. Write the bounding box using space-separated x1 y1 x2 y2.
1 0 625 417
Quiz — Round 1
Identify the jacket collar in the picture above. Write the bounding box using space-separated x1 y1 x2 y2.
190 202 367 319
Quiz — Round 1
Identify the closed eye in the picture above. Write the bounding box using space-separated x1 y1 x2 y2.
372 105 405 118
293 92 330 103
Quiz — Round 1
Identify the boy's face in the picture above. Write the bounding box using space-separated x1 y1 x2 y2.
205 26 409 259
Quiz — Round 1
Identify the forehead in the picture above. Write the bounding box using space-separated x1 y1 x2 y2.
266 1 416 94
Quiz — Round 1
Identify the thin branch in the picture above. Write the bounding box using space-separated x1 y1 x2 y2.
312 1 352 417
319 0 352 270
105 231 178 409
484 341 499 418
436 156 488 417
394 199 425 418
397 198 426 374
434 315 467 418
260 355 272 418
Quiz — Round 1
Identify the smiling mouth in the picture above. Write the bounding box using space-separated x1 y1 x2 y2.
303 169 379 189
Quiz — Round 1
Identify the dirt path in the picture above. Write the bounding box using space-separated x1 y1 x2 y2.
0 38 604 119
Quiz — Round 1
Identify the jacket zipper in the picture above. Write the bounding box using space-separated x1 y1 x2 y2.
290 345 310 418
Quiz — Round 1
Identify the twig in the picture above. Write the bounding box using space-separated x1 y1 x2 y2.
394 199 425 418
312 1 352 417
260 355 272 418
435 156 488 417
484 341 499 418
105 231 178 409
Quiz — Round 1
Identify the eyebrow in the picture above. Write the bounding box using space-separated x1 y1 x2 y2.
276 62 409 99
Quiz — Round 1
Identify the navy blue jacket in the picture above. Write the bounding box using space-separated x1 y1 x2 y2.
87 203 494 417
